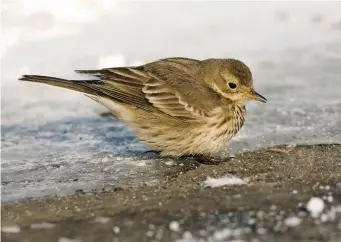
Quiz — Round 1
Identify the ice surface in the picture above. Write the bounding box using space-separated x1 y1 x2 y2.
2 1 341 202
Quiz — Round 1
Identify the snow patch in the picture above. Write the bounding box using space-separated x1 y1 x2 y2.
212 228 232 240
113 226 120 234
284 216 302 227
58 238 83 242
135 161 147 167
204 174 247 188
306 197 325 218
169 221 180 232
92 216 111 224
1 225 21 233
30 222 56 229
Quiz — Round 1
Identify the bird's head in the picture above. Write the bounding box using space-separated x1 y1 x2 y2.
202 59 267 104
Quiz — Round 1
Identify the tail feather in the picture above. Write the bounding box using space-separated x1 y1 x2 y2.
19 75 103 95
19 74 155 112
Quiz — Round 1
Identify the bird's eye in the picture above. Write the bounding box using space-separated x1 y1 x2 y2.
228 82 237 89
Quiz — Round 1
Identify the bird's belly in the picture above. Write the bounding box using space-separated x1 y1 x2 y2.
136 115 240 157
182 123 235 156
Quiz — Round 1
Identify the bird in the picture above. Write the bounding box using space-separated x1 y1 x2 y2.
19 57 266 158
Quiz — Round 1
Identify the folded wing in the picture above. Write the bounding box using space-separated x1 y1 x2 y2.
20 58 220 120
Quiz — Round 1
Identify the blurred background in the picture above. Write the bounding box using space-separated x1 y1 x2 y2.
2 1 341 202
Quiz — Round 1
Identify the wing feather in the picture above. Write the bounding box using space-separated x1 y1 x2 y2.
76 58 220 119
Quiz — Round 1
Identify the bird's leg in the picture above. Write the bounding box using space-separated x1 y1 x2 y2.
193 155 223 165
100 112 118 119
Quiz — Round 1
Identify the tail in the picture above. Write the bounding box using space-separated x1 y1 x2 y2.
19 75 103 95
19 74 155 112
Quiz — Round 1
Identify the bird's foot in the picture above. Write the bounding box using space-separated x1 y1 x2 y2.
100 112 118 119
100 111 113 117
181 155 223 165
142 150 161 156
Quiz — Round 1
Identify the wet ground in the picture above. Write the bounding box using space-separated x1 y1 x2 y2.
2 144 341 242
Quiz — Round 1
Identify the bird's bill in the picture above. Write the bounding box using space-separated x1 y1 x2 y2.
246 90 267 103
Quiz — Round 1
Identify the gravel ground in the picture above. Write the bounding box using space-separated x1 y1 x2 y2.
2 144 341 242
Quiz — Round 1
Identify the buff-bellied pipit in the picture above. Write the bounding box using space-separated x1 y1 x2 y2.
20 57 266 157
